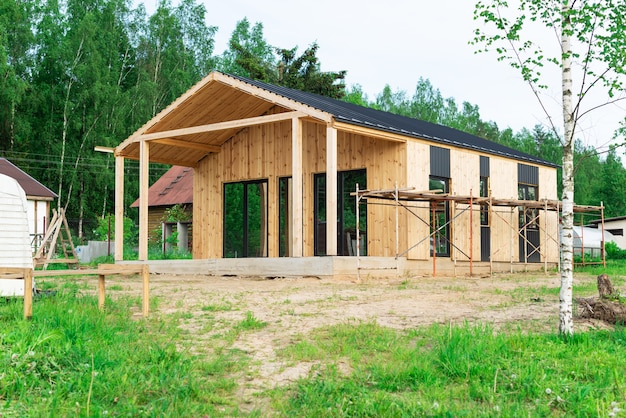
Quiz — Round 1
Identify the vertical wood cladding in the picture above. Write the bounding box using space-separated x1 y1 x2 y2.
192 115 559 264
193 119 406 258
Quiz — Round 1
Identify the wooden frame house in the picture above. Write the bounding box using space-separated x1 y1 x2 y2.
113 71 563 277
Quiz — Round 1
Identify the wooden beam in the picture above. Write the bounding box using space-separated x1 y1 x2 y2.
116 152 199 168
138 141 149 261
332 121 408 143
152 138 221 153
326 125 338 256
140 111 307 142
94 146 114 153
291 117 303 257
115 156 124 261
214 72 333 123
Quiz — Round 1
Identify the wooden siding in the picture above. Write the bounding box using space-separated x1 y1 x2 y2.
192 117 560 264
405 140 430 260
449 149 481 261
193 119 406 258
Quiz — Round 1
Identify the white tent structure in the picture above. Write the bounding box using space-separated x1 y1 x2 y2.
0 173 34 296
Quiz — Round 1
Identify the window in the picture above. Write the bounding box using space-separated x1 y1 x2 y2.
429 176 450 257
223 180 268 258
480 176 489 226
518 183 539 229
278 177 291 257
314 169 367 256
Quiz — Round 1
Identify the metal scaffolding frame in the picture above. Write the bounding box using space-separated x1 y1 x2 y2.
353 185 605 278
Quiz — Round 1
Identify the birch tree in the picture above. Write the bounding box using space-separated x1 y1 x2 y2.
472 0 626 335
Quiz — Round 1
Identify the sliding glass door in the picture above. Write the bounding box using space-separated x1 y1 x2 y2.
314 169 367 256
223 180 268 258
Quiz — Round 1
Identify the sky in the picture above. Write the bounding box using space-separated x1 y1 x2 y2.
138 0 625 152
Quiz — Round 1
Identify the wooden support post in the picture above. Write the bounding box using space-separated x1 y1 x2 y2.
139 141 149 261
98 274 106 310
142 264 150 316
540 199 548 274
601 202 606 268
469 190 473 277
115 156 125 261
432 203 437 277
489 195 493 277
23 268 33 320
326 125 338 256
510 207 514 274
291 117 303 257
356 184 361 281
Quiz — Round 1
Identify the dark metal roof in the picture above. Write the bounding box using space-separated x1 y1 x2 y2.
131 165 193 208
0 158 57 199
226 73 559 168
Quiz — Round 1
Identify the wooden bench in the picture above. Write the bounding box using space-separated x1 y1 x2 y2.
0 267 34 319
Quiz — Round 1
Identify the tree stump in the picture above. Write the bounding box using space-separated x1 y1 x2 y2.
597 274 615 299
577 274 626 325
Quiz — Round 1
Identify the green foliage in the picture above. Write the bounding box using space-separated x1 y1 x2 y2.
0 287 245 416
93 214 137 246
605 242 626 260
273 322 626 416
217 18 346 98
3 0 626 248
162 204 191 222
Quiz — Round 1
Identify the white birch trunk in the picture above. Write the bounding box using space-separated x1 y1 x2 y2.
559 2 575 336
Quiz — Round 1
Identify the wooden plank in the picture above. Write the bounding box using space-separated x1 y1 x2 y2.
291 117 304 257
152 138 221 153
34 269 99 277
138 141 149 260
326 125 338 256
97 264 144 275
332 121 408 143
98 274 105 310
141 264 149 316
140 111 307 141
24 269 32 320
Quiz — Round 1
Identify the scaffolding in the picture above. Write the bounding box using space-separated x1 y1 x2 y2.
353 184 605 278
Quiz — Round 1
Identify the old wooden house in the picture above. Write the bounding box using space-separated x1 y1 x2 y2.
113 72 562 277
0 158 57 252
130 165 193 252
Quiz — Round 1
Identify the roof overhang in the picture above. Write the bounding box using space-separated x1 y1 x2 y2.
113 72 333 166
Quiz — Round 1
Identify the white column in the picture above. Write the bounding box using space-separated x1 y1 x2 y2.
114 156 124 261
326 125 338 256
138 141 149 261
291 117 303 257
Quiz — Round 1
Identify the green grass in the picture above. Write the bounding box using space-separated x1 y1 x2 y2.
6 272 626 417
271 322 626 417
0 287 248 417
576 260 626 279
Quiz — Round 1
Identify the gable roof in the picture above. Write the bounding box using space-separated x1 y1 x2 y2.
131 165 193 208
227 73 557 168
0 158 57 200
115 71 558 168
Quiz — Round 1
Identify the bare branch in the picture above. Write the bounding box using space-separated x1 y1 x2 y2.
496 5 561 141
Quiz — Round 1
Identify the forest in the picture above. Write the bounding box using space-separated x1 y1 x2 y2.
1 0 624 242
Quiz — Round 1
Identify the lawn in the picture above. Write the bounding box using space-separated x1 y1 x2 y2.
1 267 625 417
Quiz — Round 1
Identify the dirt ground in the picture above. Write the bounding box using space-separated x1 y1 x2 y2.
56 271 608 411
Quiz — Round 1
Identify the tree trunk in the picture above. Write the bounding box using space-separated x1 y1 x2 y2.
559 2 575 336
